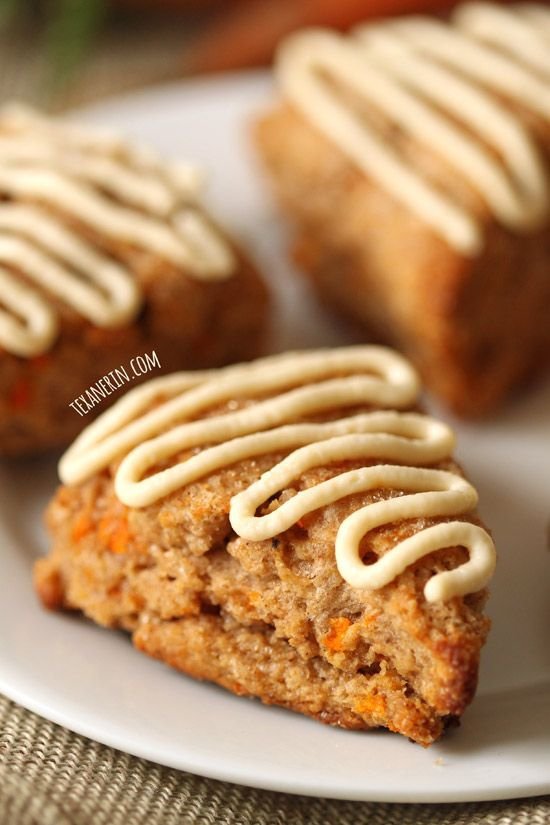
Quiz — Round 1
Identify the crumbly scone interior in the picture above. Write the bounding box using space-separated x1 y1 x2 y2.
36 394 490 747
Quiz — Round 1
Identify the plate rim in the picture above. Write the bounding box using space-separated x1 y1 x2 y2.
1 671 549 804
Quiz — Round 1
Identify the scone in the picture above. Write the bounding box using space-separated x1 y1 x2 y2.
254 2 550 416
35 346 496 746
0 104 268 456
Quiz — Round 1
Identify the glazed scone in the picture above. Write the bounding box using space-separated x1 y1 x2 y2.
254 2 550 416
0 104 268 456
35 346 496 746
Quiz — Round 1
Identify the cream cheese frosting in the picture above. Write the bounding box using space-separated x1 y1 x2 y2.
0 104 235 358
59 346 496 603
275 2 550 255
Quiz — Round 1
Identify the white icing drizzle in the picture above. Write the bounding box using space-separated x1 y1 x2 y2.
0 104 234 357
275 3 550 255
1 103 205 194
454 2 550 76
378 14 550 126
59 346 496 603
519 3 550 34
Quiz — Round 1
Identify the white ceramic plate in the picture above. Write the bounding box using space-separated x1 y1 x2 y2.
1 73 550 804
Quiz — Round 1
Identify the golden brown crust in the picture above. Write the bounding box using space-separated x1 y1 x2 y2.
0 211 268 456
35 395 491 746
133 613 446 745
253 104 550 416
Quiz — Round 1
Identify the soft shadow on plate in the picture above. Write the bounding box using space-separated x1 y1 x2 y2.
440 682 550 758
1 452 59 561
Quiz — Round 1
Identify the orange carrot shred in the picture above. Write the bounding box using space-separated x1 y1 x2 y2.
30 354 51 371
98 506 131 555
110 520 130 555
8 378 31 411
354 694 387 717
322 616 352 652
71 512 94 542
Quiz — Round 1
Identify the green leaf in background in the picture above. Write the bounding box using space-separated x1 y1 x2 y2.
45 0 107 90
0 0 24 26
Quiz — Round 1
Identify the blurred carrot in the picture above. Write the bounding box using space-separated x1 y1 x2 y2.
185 0 483 74
113 0 226 9
8 377 31 411
30 353 52 371
98 508 131 554
72 510 94 542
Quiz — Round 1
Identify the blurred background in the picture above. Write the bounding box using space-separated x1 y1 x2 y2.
0 0 516 110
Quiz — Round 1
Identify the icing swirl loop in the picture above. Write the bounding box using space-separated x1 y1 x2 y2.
60 346 496 603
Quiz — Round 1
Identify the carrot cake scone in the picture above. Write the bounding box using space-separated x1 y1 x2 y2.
0 104 267 456
35 346 496 746
255 2 550 416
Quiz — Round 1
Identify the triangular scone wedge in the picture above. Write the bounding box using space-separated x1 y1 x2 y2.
35 347 495 746
254 4 550 416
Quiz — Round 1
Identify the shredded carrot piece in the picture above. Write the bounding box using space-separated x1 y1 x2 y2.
354 694 387 717
8 377 31 411
322 616 351 652
296 512 314 529
98 503 131 554
30 354 51 371
110 520 130 555
71 511 94 542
